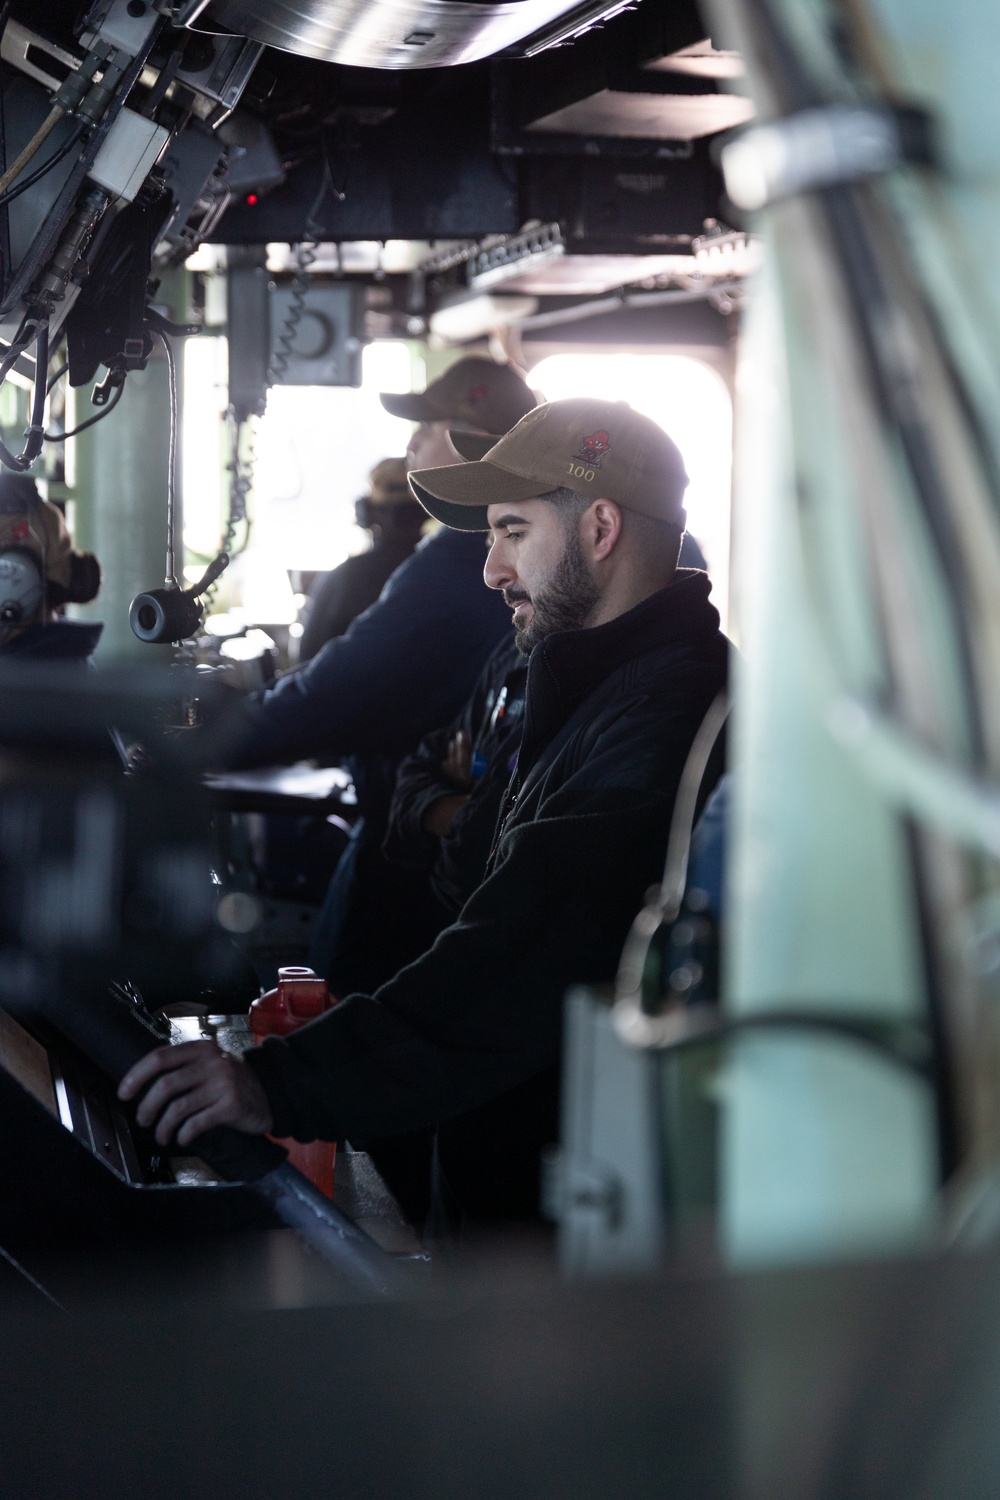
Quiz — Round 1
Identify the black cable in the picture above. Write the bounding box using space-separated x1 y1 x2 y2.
0 321 48 472
45 359 68 395
140 43 185 120
158 329 179 586
43 378 124 440
630 1004 934 1080
266 146 342 388
202 413 253 613
0 125 85 211
266 242 317 386
742 0 985 756
818 184 985 758
902 816 960 1182
0 1242 69 1315
739 0 972 1188
0 307 41 386
26 322 46 448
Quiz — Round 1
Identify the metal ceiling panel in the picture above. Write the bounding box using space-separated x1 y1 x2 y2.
202 0 586 69
526 89 755 142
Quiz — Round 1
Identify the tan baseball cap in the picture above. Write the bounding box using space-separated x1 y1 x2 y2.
380 356 537 436
408 398 689 532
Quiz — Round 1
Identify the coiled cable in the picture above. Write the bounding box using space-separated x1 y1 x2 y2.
266 238 318 387
266 140 341 388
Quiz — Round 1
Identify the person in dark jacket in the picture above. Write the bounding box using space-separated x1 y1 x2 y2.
384 633 527 917
297 458 426 663
384 532 705 921
374 634 526 1222
0 475 103 662
121 397 729 1227
223 357 537 995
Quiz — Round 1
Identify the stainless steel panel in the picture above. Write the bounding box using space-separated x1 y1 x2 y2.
527 88 756 142
202 0 583 69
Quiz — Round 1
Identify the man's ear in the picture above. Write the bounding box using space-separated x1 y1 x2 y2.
584 499 623 562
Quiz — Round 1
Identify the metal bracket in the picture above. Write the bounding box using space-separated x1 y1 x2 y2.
467 222 565 291
721 104 935 212
92 364 125 404
145 307 202 339
79 0 161 59
0 21 82 92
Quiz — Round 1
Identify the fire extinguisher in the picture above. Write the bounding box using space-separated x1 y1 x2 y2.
249 966 338 1198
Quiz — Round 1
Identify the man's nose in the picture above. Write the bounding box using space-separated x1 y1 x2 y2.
484 539 513 592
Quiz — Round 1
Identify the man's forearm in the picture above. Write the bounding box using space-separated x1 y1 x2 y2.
421 791 470 838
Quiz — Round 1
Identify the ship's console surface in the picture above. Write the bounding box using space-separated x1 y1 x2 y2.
0 663 418 1310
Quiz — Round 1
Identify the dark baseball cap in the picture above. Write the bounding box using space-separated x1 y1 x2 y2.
366 457 411 505
408 397 689 532
380 356 537 435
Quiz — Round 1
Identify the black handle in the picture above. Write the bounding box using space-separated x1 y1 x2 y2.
37 988 286 1182
37 988 413 1295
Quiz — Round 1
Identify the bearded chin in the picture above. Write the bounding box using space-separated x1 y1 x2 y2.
513 615 536 654
514 529 600 654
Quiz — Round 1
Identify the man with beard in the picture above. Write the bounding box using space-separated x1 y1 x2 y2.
121 398 729 1228
222 357 535 997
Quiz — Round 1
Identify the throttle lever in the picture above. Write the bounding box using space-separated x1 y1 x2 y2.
35 987 406 1294
35 986 285 1182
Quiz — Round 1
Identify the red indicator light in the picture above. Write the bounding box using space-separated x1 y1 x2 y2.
246 193 259 206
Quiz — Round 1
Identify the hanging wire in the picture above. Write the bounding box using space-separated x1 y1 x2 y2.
266 131 344 388
613 692 730 1020
44 379 124 441
267 239 319 387
201 130 343 612
0 124 85 211
201 411 255 613
158 329 180 588
223 408 255 555
46 359 69 395
0 318 49 472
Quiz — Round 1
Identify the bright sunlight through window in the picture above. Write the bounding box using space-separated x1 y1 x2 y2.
184 341 415 624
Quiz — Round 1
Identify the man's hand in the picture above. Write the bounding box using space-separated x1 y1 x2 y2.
422 728 474 837
441 729 473 790
118 1041 274 1149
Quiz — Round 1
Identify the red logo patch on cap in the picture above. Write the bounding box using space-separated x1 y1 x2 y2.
466 384 488 405
574 430 611 468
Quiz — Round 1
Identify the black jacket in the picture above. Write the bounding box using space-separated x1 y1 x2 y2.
383 634 526 915
246 570 729 1155
223 529 511 790
1 620 103 661
220 528 512 996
